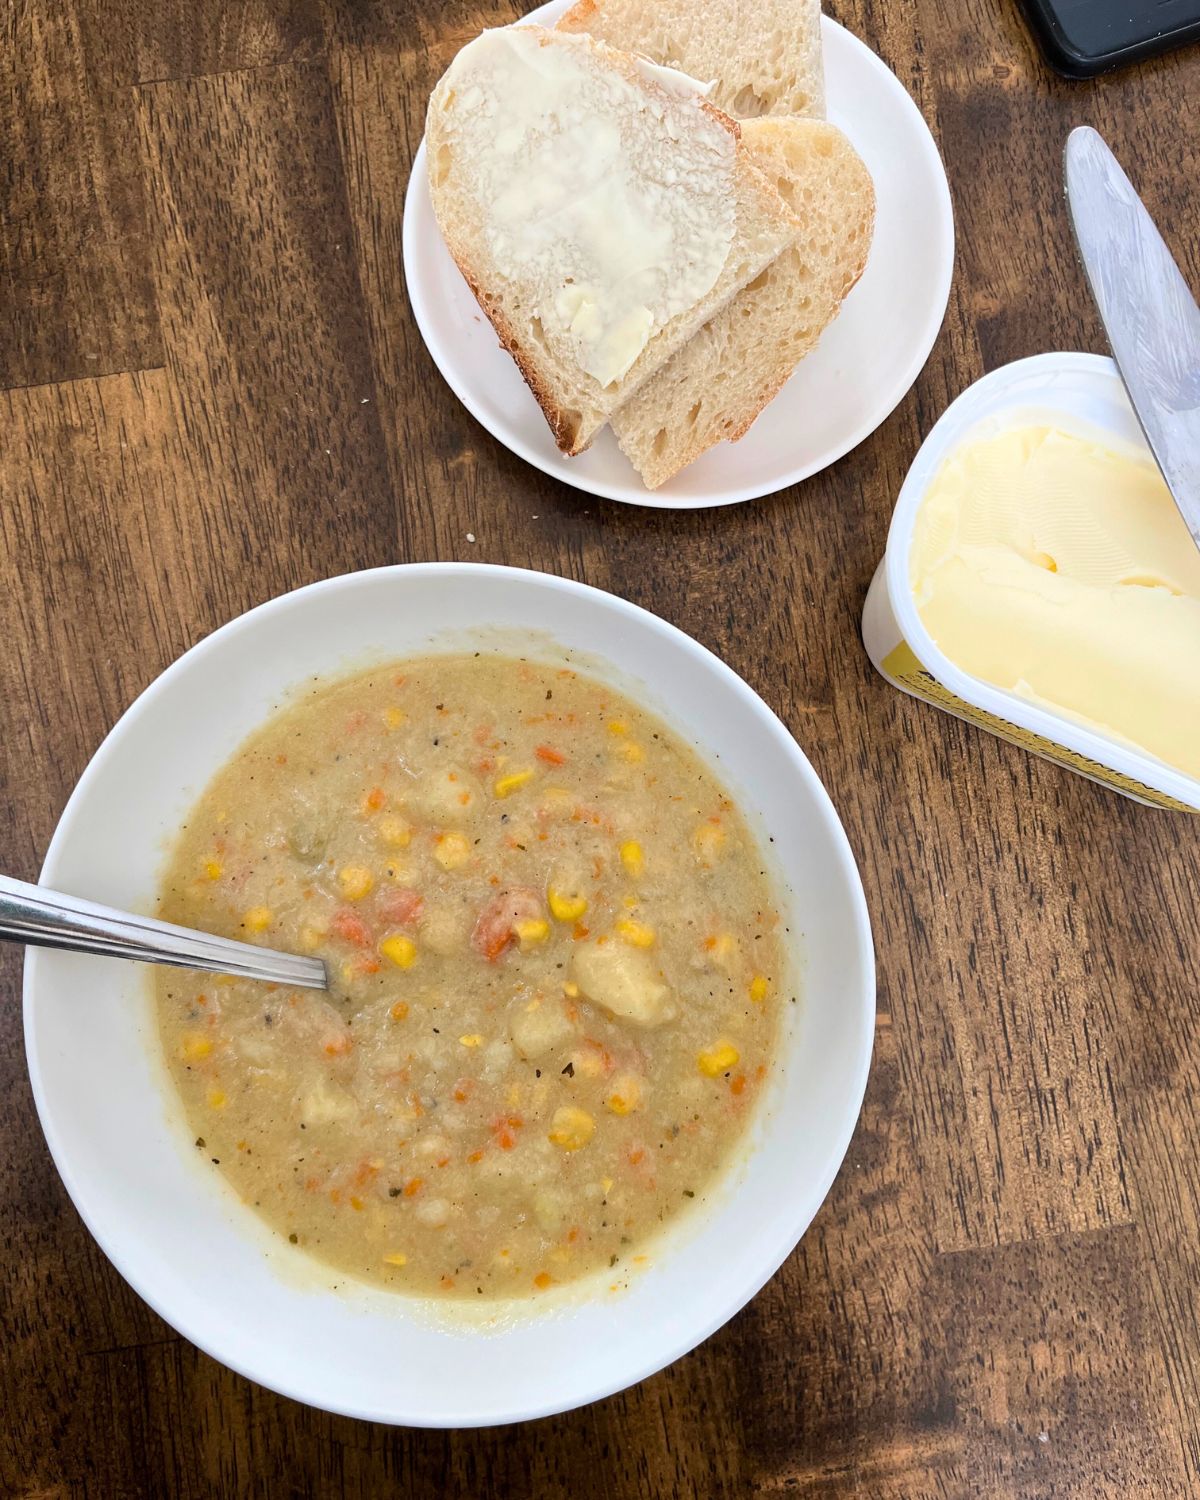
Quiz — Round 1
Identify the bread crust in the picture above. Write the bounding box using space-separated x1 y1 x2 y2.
611 119 875 486
442 233 588 453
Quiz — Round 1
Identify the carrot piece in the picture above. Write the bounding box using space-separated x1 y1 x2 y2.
403 1177 423 1197
377 887 424 927
467 1150 484 1164
536 744 565 766
331 908 371 947
730 1074 747 1096
471 888 541 961
533 1271 553 1290
440 1275 456 1290
364 786 386 811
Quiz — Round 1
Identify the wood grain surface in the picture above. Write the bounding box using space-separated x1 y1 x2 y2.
3 0 1200 1494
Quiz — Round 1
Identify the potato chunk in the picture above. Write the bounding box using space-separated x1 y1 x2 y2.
411 766 478 823
570 940 677 1028
510 998 576 1060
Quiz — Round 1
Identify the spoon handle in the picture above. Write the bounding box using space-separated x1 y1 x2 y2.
0 873 328 990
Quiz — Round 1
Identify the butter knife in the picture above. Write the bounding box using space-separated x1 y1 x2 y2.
1064 126 1200 549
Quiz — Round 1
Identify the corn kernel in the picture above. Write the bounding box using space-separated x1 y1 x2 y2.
601 1176 614 1195
616 919 655 949
203 859 223 881
606 1074 642 1115
548 887 587 923
562 980 580 998
494 769 535 799
379 933 417 970
698 1040 740 1077
749 975 770 1003
390 1000 410 1021
382 1252 408 1266
433 831 471 871
338 865 375 901
207 1087 227 1109
548 1106 595 1151
606 720 628 736
694 821 726 866
242 906 273 933
459 1033 484 1047
514 917 550 949
180 1034 213 1062
384 707 407 730
616 740 645 763
619 840 644 878
378 814 412 848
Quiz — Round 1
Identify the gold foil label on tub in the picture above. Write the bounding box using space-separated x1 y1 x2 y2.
879 641 1194 814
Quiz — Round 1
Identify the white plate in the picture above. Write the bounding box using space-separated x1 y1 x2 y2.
25 565 875 1425
403 4 955 508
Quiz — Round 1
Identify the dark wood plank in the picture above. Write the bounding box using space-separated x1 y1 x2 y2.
5 0 1200 1494
79 0 322 87
0 2 161 389
133 58 398 609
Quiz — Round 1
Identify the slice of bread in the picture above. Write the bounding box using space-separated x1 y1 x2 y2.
611 118 875 489
557 0 825 120
425 26 801 455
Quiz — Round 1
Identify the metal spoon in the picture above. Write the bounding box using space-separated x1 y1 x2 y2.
0 873 328 990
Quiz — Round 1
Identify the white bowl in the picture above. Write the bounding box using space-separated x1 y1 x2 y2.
403 3 955 509
25 565 874 1425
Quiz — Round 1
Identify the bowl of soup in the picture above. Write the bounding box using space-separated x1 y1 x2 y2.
24 564 874 1425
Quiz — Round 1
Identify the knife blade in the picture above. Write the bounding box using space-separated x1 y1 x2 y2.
1064 125 1200 550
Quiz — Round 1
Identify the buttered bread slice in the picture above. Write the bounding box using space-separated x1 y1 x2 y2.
557 0 826 120
425 26 801 455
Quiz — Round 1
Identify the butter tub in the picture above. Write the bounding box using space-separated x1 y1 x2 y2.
861 352 1200 813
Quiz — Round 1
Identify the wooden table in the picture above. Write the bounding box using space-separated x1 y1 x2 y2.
3 0 1200 1493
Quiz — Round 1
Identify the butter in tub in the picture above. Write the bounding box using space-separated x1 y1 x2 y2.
862 352 1200 812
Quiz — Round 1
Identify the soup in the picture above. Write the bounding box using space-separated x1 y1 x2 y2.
156 655 787 1297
